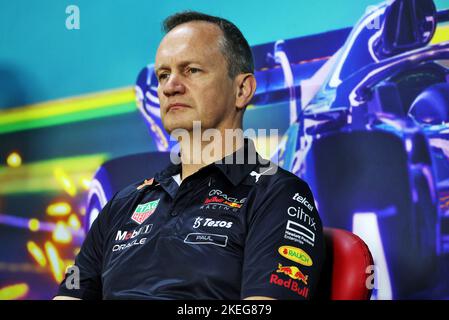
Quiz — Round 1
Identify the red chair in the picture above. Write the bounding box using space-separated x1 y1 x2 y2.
315 228 374 300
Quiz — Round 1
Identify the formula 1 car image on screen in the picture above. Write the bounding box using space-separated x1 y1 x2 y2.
85 0 449 299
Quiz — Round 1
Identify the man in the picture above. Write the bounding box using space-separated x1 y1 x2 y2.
54 11 324 300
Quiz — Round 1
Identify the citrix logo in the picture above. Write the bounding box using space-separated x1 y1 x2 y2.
287 207 316 231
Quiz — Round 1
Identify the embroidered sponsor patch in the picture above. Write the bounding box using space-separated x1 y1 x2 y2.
276 263 308 285
269 273 309 298
137 178 154 190
115 224 153 242
193 217 233 229
112 224 153 252
131 199 160 224
200 189 246 212
183 233 228 247
284 220 315 247
278 245 313 266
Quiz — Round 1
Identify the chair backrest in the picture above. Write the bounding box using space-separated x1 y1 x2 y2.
315 227 374 300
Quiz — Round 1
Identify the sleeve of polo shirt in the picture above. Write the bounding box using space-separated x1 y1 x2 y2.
55 198 114 300
241 177 324 300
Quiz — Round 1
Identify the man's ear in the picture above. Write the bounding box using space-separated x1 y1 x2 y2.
235 73 257 110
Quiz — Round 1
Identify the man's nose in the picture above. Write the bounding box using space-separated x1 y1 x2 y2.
162 73 186 96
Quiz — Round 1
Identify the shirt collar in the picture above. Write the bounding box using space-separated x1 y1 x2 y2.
154 138 264 187
213 138 263 186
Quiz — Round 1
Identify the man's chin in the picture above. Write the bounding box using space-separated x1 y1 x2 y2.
165 121 195 135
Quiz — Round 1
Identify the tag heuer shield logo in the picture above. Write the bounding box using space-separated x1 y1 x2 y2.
131 199 160 224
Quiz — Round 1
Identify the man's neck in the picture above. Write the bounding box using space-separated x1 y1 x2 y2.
179 130 245 181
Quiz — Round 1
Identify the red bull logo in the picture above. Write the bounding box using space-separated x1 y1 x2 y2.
276 263 308 285
269 273 309 298
224 201 242 208
204 196 224 204
203 197 242 208
201 190 245 212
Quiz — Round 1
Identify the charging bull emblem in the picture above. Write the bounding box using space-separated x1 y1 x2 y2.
276 263 308 285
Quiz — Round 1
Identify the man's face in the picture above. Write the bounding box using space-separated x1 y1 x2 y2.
155 21 237 134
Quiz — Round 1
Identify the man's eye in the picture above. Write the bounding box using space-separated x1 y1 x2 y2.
158 73 169 81
188 68 201 74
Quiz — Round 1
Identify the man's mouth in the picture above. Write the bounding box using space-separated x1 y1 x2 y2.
167 103 191 112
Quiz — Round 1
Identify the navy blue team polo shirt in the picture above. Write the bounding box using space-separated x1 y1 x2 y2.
56 139 324 299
